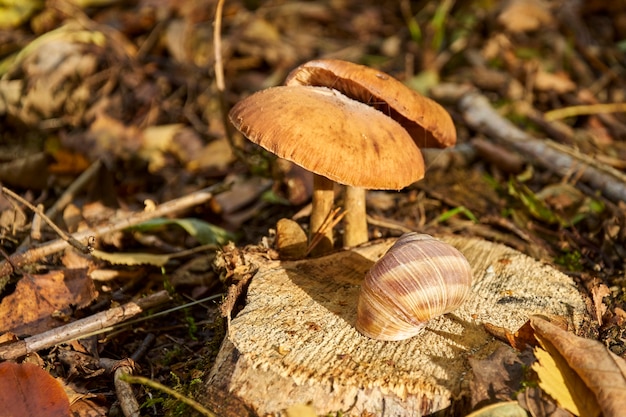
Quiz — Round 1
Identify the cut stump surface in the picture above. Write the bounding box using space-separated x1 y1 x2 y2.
207 235 587 416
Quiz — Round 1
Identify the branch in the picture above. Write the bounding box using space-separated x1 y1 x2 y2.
0 182 229 280
439 86 626 205
0 290 171 360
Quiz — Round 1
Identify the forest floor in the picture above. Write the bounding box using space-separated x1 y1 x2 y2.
0 0 625 416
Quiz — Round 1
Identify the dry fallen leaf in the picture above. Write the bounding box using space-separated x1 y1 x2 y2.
275 218 308 260
190 136 236 173
0 268 97 335
483 319 538 351
141 124 205 173
498 0 554 33
0 24 104 126
517 385 567 417
533 345 597 416
469 345 534 408
590 282 611 326
533 70 577 94
0 362 70 417
0 152 51 190
531 316 626 417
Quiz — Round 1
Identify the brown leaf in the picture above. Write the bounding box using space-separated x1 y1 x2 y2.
86 111 142 160
506 320 538 350
498 0 554 33
0 269 97 335
533 70 576 94
2 26 103 126
191 137 236 173
275 218 308 260
0 153 52 190
469 345 534 408
47 149 91 176
0 362 70 417
531 316 626 417
517 386 570 417
590 282 611 326
483 320 538 350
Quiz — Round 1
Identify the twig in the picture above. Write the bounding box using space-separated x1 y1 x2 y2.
450 87 626 205
109 358 141 417
103 334 154 417
544 102 626 121
0 182 229 280
305 207 346 256
213 0 245 162
213 0 226 96
2 186 90 253
366 215 414 234
0 290 171 360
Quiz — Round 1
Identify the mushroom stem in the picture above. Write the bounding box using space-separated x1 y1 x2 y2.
309 174 335 255
343 186 368 247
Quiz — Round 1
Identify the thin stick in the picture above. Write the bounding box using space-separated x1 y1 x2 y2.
0 290 171 360
213 0 242 160
455 89 626 205
544 102 626 121
0 182 229 279
306 207 346 256
2 186 90 253
214 0 226 94
110 358 141 417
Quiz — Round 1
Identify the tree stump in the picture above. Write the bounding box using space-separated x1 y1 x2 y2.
206 235 587 416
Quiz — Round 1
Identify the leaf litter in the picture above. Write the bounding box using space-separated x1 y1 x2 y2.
0 0 625 416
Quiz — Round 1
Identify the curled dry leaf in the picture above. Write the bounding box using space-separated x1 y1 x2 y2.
275 218 308 260
590 282 611 326
530 316 626 417
0 362 70 417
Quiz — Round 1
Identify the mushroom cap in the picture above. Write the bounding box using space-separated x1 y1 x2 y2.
229 85 425 190
285 59 456 149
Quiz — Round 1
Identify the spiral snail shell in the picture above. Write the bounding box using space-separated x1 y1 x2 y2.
355 233 472 341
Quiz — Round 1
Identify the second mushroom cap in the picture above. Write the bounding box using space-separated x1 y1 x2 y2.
285 59 457 149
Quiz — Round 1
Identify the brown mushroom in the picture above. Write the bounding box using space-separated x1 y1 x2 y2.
285 59 457 247
228 85 424 254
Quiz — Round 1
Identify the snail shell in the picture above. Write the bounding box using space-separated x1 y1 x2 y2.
355 233 472 341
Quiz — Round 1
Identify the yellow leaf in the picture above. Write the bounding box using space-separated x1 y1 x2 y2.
533 344 600 417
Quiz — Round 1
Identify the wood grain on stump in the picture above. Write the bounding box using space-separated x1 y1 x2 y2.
206 235 587 416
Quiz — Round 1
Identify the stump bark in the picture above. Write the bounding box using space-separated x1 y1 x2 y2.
205 235 587 416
